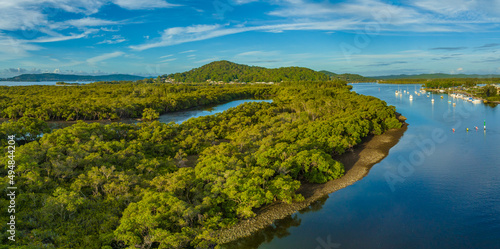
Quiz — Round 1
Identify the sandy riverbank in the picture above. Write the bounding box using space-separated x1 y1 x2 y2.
216 118 408 245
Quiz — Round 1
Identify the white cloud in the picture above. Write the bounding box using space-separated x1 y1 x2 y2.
160 58 177 62
179 50 197 53
232 0 259 4
236 50 279 57
236 51 263 56
86 51 125 64
130 24 272 51
112 0 181 9
0 0 180 42
97 35 127 44
0 0 105 31
0 33 41 59
129 21 382 51
268 0 430 29
64 17 121 28
160 54 174 58
30 29 98 43
410 0 475 15
101 27 120 32
130 0 500 51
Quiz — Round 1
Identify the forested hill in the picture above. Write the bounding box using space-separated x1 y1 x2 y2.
0 73 145 82
165 60 329 82
320 70 375 83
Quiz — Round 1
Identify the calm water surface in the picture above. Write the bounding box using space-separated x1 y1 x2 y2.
0 81 95 86
158 99 272 124
41 99 272 129
225 83 500 249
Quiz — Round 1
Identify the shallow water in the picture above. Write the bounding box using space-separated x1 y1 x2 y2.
224 83 500 249
158 99 272 124
0 81 94 86
41 99 272 130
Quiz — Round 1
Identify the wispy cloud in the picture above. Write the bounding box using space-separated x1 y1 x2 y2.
0 0 180 46
130 21 370 51
29 29 98 43
101 27 120 32
160 58 177 63
236 51 278 57
0 33 41 58
232 0 259 4
97 35 127 44
62 17 121 28
430 47 468 51
87 51 125 64
474 57 500 63
160 54 174 58
432 53 462 60
130 0 500 51
112 0 181 10
475 43 500 49
179 50 197 53
366 61 408 67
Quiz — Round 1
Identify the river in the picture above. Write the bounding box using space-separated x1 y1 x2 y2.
158 99 272 124
0 81 95 86
223 83 500 249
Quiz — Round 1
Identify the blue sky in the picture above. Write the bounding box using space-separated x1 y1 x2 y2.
1 0 500 77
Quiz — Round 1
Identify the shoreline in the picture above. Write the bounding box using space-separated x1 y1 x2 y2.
217 118 408 245
426 88 500 104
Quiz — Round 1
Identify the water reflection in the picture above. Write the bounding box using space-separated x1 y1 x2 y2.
222 196 329 249
230 83 500 249
158 99 272 124
44 99 272 130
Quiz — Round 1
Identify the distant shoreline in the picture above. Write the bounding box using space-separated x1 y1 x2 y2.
217 117 408 245
425 88 500 104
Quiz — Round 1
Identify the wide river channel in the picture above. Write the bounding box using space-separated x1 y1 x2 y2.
222 83 500 249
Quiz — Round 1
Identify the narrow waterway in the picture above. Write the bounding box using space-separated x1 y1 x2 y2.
224 83 500 249
158 99 272 124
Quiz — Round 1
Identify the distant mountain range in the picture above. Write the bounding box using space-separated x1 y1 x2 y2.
372 73 500 80
0 73 145 82
3 69 498 83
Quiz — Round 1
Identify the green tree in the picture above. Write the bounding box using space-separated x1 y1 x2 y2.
483 85 498 97
142 108 160 121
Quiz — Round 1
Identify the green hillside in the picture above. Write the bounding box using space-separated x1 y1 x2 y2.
320 70 375 83
165 60 329 83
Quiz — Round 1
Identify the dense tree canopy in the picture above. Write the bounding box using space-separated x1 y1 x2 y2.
1 80 402 248
0 83 272 121
319 70 375 83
